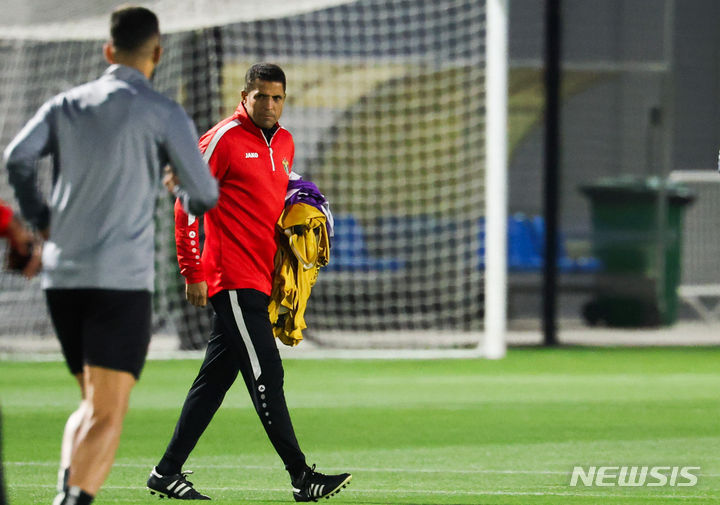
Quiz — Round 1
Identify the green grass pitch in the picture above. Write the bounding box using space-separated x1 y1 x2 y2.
3 347 720 504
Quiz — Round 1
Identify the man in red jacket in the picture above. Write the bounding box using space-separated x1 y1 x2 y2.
0 199 38 505
1 200 40 505
0 200 40 277
147 63 351 502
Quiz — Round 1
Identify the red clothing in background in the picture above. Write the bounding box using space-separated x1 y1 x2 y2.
0 200 13 237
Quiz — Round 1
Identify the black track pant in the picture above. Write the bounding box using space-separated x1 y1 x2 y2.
158 289 306 475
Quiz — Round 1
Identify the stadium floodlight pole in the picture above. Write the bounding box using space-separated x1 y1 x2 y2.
482 0 509 359
542 0 562 347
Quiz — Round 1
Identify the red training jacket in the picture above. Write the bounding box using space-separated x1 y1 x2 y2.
174 104 294 297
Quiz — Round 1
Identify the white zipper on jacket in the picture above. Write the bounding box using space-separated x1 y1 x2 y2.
264 127 281 172
269 146 276 171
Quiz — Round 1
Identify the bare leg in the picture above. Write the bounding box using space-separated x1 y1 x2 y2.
66 365 136 495
57 373 85 492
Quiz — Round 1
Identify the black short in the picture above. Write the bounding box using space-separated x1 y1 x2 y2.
45 288 152 380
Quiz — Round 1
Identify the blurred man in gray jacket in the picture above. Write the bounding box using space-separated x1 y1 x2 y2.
3 6 218 505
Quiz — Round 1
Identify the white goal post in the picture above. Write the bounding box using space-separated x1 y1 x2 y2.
483 0 509 358
668 169 720 323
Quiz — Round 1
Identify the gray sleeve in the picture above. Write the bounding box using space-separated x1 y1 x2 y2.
3 101 53 229
163 105 218 216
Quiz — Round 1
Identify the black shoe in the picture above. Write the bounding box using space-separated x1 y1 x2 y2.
147 467 211 500
291 464 352 502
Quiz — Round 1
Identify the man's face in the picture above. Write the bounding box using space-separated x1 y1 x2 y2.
242 79 286 129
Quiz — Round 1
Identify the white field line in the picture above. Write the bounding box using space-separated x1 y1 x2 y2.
6 461 563 474
7 482 720 500
7 461 720 478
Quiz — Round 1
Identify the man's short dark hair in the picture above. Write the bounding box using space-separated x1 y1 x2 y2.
245 63 287 92
110 5 160 52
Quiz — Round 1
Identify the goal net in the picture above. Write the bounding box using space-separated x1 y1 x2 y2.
0 0 505 353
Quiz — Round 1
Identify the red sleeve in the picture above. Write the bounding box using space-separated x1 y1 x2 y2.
175 124 231 283
174 198 206 284
0 201 13 237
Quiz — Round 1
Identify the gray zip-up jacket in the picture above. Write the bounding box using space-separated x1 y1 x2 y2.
3 64 218 291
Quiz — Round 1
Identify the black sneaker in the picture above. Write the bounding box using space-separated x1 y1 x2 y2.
146 467 211 500
291 464 352 502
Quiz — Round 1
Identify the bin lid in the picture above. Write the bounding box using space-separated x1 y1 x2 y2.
580 176 695 205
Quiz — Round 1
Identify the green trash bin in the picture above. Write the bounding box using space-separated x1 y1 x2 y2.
580 176 694 327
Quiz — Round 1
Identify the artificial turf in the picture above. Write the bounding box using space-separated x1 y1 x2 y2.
2 347 720 504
